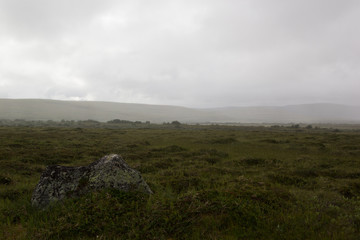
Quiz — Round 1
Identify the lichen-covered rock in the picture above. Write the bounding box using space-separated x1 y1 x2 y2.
31 154 152 208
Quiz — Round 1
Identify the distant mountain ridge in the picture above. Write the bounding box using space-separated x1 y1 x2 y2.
1 99 360 124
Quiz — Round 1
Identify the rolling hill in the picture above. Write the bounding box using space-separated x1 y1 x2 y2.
1 99 359 124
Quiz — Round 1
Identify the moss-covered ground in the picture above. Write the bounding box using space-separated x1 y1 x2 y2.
1 124 360 239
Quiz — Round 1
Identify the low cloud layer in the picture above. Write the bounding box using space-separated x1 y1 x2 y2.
0 0 359 107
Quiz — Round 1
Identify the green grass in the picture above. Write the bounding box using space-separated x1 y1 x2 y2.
1 125 360 239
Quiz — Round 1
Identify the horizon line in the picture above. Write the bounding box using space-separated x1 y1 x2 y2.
0 97 358 109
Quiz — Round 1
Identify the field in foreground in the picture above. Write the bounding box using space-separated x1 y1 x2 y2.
1 125 360 239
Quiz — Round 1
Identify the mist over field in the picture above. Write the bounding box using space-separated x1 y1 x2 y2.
1 1 360 239
1 99 360 124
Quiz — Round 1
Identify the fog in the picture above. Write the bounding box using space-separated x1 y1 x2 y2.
0 0 359 107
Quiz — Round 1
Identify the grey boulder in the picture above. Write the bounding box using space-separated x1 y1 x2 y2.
31 154 152 208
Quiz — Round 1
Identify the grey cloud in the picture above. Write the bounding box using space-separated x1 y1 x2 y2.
0 0 118 39
0 0 359 107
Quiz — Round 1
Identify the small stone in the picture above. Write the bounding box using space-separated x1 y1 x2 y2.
31 154 152 208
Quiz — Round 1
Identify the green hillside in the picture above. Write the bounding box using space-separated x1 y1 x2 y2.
1 99 360 123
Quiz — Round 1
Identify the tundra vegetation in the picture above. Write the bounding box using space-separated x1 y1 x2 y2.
0 121 360 239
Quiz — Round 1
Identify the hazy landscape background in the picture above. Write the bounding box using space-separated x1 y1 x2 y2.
1 99 359 124
2 2 360 238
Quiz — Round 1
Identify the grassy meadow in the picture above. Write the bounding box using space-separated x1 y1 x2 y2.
1 123 360 239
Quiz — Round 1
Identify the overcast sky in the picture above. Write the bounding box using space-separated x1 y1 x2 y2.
0 0 359 108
